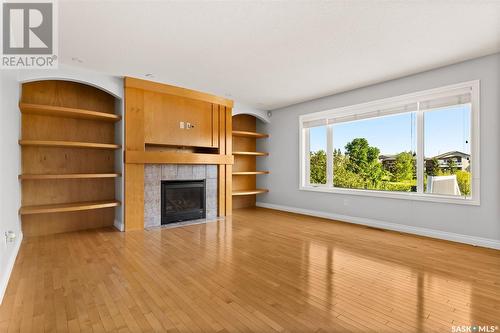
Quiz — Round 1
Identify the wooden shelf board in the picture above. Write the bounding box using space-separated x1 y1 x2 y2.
20 103 121 122
19 173 121 180
125 150 233 165
233 151 269 156
232 130 268 139
20 200 121 215
232 189 269 196
19 140 121 150
232 171 269 175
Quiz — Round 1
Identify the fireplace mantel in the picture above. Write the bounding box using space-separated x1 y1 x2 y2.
125 151 233 165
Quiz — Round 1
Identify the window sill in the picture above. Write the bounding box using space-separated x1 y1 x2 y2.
299 185 479 206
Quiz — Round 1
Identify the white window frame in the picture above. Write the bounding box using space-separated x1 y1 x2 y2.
299 80 480 206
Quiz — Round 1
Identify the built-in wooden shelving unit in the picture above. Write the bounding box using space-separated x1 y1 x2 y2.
231 115 269 209
20 200 121 215
19 140 121 150
19 173 121 180
20 103 122 122
19 80 121 236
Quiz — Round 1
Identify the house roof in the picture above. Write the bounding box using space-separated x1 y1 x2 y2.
379 151 470 161
433 151 470 159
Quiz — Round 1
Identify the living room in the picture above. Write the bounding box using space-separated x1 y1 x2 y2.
1 1 499 332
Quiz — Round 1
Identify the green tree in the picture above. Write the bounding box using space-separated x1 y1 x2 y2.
456 170 471 196
344 138 384 187
428 157 440 176
309 150 327 184
333 153 366 189
392 152 414 182
447 159 457 174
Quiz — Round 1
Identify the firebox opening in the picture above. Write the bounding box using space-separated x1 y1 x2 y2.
161 180 206 224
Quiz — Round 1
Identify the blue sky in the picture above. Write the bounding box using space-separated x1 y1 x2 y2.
309 104 471 157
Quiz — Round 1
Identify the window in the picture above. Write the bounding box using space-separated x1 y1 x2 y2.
424 105 471 197
333 112 416 192
299 81 479 204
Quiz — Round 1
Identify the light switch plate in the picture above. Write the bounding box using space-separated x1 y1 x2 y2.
179 121 185 129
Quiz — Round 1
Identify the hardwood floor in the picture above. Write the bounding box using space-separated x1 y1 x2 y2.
1 207 499 332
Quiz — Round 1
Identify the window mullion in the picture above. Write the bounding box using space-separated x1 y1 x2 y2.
304 128 311 186
416 106 425 193
326 124 333 187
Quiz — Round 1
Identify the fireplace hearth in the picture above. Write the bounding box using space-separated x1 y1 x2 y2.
161 180 206 224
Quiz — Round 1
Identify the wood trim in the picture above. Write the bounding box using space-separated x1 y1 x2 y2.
124 88 145 151
124 87 145 231
19 140 121 150
225 107 233 215
124 164 144 231
218 105 226 216
125 151 233 165
19 173 121 180
232 130 269 139
124 77 233 108
20 200 120 215
19 103 121 122
212 104 219 148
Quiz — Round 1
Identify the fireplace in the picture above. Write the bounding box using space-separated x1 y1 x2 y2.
161 180 206 224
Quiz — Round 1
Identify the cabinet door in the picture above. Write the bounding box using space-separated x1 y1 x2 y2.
144 91 218 148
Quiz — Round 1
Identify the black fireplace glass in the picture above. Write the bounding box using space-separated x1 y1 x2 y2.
161 180 206 224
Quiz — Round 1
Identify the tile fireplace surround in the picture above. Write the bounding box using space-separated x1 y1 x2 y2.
144 164 218 228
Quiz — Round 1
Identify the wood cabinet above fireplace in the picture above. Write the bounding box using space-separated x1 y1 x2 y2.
144 92 219 148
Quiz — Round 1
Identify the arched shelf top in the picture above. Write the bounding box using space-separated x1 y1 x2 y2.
17 65 123 99
232 102 270 123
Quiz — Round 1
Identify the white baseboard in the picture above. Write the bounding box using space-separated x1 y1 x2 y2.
0 231 23 305
113 219 124 232
256 202 500 250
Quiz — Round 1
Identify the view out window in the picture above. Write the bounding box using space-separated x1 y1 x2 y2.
300 81 479 204
308 126 328 185
332 112 416 192
424 104 471 197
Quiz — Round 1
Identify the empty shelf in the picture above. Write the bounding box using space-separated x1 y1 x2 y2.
232 130 268 139
232 171 269 175
20 103 121 122
19 140 121 150
20 200 121 215
233 151 269 156
232 189 269 196
19 173 121 180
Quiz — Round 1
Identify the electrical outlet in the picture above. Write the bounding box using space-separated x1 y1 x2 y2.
5 231 16 244
179 121 185 129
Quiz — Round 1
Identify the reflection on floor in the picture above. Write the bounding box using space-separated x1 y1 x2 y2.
1 207 499 332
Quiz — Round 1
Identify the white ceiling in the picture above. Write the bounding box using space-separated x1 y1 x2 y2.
59 1 500 110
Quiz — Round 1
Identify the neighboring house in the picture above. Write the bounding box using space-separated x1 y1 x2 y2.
379 154 398 173
380 151 470 173
426 151 470 172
